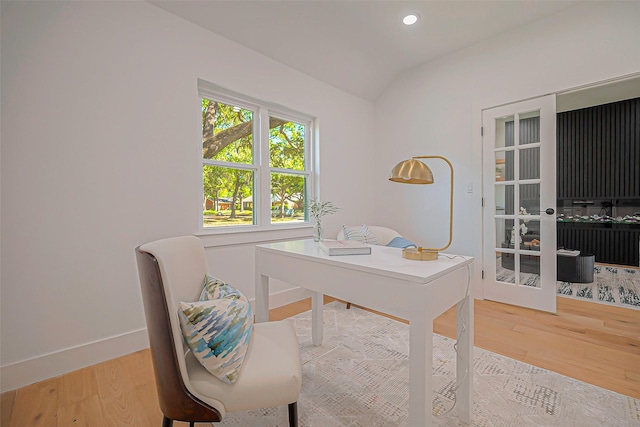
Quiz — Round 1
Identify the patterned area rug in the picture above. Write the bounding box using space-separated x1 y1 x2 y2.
557 264 640 310
496 269 542 288
218 302 640 426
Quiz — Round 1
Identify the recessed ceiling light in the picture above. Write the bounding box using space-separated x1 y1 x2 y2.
403 14 419 26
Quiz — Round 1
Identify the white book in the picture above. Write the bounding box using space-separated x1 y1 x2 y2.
319 239 372 256
557 249 580 256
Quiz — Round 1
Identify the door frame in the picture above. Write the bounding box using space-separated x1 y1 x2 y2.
469 72 640 303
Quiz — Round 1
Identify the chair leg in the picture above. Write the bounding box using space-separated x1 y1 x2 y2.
161 416 173 427
288 402 298 427
346 302 351 309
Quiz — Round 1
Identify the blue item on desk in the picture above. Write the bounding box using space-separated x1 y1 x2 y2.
386 236 417 249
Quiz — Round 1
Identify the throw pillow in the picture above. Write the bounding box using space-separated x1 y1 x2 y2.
178 277 253 384
386 236 417 249
342 224 380 245
200 274 244 301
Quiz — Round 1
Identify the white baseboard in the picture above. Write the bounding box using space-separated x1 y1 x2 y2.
0 328 149 393
264 285 313 309
1 286 311 393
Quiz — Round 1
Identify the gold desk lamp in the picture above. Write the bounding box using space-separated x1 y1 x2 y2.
389 155 454 261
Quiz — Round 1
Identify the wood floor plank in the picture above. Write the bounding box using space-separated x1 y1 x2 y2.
511 324 588 357
119 349 155 388
626 369 640 388
57 395 104 427
133 382 163 427
93 357 151 426
0 390 16 427
583 344 640 373
561 299 640 323
9 378 59 427
56 365 99 408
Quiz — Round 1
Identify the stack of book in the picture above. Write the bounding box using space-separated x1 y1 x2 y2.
319 239 371 256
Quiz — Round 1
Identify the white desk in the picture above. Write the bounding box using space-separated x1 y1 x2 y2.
255 239 473 427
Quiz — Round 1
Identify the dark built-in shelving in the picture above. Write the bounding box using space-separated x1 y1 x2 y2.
557 97 639 200
556 97 640 266
557 222 640 267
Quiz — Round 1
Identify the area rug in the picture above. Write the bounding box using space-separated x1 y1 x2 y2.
557 264 640 310
496 268 541 288
218 302 640 426
496 262 640 311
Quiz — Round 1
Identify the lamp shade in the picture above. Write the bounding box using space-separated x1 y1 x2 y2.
389 159 434 184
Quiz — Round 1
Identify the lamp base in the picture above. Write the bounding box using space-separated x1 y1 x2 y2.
402 248 438 261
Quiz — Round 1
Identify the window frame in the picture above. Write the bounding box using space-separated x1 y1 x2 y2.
197 79 318 238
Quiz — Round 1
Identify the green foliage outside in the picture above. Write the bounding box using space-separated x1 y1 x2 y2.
202 209 303 227
202 98 307 227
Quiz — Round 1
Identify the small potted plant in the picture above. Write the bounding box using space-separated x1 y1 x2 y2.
509 207 531 245
308 199 339 242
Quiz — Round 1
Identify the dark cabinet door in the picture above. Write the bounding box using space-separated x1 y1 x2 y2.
557 223 639 267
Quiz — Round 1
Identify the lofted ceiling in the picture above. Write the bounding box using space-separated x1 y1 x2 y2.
149 0 578 101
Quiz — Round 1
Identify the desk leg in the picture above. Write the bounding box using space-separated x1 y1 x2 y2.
456 294 473 424
409 312 433 426
255 273 269 323
311 291 324 346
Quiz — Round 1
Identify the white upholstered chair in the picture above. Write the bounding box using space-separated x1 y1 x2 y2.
135 236 302 427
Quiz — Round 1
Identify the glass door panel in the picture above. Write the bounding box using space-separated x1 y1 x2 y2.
483 95 556 312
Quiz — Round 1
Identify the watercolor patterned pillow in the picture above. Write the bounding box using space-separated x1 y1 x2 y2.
199 274 244 301
178 276 253 384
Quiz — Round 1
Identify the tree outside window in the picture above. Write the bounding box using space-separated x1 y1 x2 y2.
200 87 313 230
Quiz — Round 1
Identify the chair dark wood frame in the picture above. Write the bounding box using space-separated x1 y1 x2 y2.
136 247 299 427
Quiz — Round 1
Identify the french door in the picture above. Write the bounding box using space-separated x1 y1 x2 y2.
482 95 557 313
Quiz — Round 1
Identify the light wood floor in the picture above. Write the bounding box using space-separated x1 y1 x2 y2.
2 296 639 426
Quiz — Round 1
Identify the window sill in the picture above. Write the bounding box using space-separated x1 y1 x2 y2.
196 225 313 248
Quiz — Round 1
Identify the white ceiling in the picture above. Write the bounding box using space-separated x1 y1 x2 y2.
149 0 578 101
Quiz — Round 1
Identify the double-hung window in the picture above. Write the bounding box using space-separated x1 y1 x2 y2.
199 80 315 231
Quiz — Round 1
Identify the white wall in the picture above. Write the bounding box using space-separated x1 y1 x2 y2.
374 1 640 296
0 1 376 391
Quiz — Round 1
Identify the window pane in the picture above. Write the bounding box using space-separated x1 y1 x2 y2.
519 112 540 145
495 217 514 248
494 115 514 148
495 185 506 216
519 146 540 180
199 81 315 232
502 184 515 215
504 150 514 181
519 253 540 287
203 165 254 228
519 183 540 215
202 99 253 163
494 152 506 182
496 251 515 284
269 117 305 171
270 173 306 224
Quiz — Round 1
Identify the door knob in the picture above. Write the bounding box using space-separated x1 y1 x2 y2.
545 208 555 215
